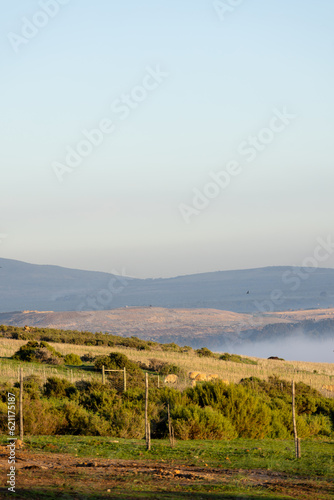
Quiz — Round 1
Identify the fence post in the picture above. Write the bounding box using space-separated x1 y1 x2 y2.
292 380 300 458
145 372 151 450
167 403 175 448
19 367 24 442
123 367 127 392
102 365 105 385
157 375 160 388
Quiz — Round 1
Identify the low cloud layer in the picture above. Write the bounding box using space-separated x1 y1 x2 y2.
223 332 334 363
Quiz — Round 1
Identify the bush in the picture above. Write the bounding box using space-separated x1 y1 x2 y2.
161 343 183 353
64 353 82 366
110 404 145 438
78 382 118 416
14 375 42 399
44 377 75 398
187 381 271 439
22 397 64 435
12 341 63 364
118 336 151 351
196 347 215 358
148 358 167 373
186 380 229 408
148 359 184 377
59 401 110 435
171 404 237 440
219 353 257 365
81 353 96 362
222 385 272 438
34 348 64 365
94 352 139 373
302 414 332 437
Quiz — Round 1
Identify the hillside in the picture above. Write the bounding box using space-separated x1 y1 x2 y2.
1 306 334 362
1 258 334 313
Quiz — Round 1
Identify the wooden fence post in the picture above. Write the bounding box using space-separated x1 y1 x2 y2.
123 367 127 392
167 403 175 448
292 380 300 458
19 367 24 442
102 365 105 385
145 372 151 450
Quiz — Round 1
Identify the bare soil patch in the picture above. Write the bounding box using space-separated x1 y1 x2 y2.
0 447 332 499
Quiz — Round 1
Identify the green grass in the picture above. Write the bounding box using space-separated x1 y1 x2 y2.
1 436 333 499
0 356 101 385
2 435 332 478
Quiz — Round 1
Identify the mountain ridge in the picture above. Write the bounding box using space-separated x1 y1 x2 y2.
1 257 334 314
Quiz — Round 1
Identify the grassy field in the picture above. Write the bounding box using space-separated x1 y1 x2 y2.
0 337 333 396
0 435 333 499
0 336 334 499
11 435 334 477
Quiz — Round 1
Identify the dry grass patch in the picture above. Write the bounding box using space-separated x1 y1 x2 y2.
0 338 333 395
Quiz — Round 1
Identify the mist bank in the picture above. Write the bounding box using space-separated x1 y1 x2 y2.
225 334 334 363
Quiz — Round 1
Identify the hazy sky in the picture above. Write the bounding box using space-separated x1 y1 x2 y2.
1 0 334 278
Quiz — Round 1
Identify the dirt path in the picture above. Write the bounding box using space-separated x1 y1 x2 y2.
1 447 333 499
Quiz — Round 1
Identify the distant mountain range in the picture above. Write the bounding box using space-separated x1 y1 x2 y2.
0 258 334 314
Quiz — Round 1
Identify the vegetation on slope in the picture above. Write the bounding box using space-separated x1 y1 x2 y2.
1 345 333 441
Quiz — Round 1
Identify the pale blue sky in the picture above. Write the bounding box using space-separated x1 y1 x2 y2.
1 0 334 278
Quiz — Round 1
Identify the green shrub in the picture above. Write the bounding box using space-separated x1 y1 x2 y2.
187 381 271 439
80 353 96 362
110 404 145 438
64 353 82 366
186 380 229 409
195 347 215 358
78 383 118 416
22 397 64 435
14 375 42 399
302 414 332 437
44 377 75 398
119 336 151 351
219 353 257 365
222 385 272 438
161 343 183 353
94 352 139 373
94 355 111 370
159 363 184 377
170 404 237 440
148 358 166 372
12 341 63 364
59 401 110 435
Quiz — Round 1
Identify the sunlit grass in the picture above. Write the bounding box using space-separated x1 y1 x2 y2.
0 337 333 396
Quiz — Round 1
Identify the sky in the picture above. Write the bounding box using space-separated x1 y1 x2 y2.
1 0 334 278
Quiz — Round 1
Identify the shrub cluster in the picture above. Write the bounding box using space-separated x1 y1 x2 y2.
0 325 157 351
1 371 333 440
195 347 216 358
12 341 63 365
219 353 257 365
12 342 83 367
